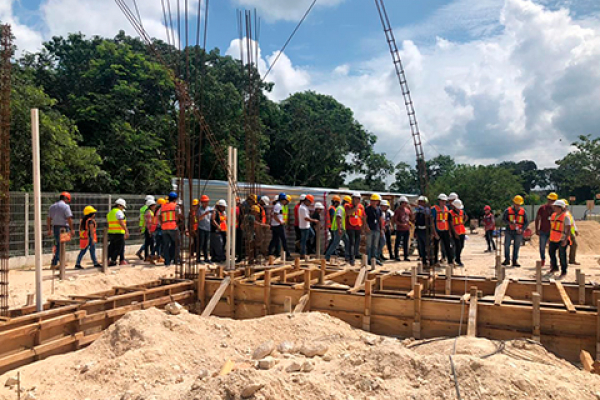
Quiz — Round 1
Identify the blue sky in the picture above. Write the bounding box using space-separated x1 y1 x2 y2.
4 0 600 170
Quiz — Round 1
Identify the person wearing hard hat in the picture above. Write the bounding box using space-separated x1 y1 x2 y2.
151 198 167 263
365 194 384 266
209 199 228 263
186 198 200 260
142 199 157 264
47 191 74 269
393 196 413 262
325 196 348 262
535 192 558 266
379 200 394 261
450 199 468 267
269 193 291 259
414 196 430 265
195 195 214 263
563 199 580 266
255 196 270 257
157 192 181 266
298 195 319 259
326 195 341 253
431 194 454 266
502 195 529 267
74 206 101 270
483 205 496 252
136 195 155 260
107 198 129 266
309 202 325 255
345 192 366 266
548 199 570 277
294 195 307 253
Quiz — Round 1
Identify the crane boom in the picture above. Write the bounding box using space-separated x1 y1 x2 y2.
374 0 428 194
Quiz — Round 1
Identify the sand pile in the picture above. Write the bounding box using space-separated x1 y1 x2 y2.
1 308 600 400
528 220 600 255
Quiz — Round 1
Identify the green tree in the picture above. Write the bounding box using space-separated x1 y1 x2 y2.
551 135 600 200
427 155 456 183
428 165 523 218
389 162 419 193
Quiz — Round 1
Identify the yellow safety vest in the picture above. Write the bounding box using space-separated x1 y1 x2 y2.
107 208 126 234
331 206 346 231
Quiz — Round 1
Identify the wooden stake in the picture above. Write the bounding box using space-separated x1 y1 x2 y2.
535 261 542 299
197 267 206 310
319 259 326 285
411 265 417 289
467 286 478 337
445 265 452 295
413 283 421 339
201 277 231 317
363 279 373 332
532 291 541 341
417 262 423 275
362 254 368 268
264 270 272 316
578 270 586 305
597 300 600 361
294 257 300 269
102 230 108 274
284 296 292 313
294 293 309 313
494 279 509 306
580 350 594 372
59 239 66 281
228 271 236 318
269 255 275 266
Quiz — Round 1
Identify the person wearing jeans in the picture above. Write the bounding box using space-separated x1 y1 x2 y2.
365 194 383 266
535 193 556 266
345 193 366 266
394 196 412 261
75 206 101 269
325 198 347 261
143 200 157 263
548 200 570 277
196 195 214 263
482 205 496 252
298 195 318 258
46 192 74 268
268 194 291 259
502 196 529 267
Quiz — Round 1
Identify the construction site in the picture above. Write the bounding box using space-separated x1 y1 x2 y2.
1 0 600 399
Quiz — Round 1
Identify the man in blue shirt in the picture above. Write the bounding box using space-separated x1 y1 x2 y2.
46 192 74 268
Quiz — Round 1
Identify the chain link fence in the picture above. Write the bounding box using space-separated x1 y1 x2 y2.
9 192 151 258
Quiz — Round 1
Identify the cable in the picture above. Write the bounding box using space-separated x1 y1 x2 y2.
261 0 317 81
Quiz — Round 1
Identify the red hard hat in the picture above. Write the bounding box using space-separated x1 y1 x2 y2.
306 194 315 204
484 205 491 211
61 192 71 202
200 195 210 202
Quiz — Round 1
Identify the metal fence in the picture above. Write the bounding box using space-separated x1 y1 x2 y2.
8 192 150 258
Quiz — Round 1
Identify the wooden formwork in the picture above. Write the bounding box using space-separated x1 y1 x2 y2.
0 279 196 375
198 261 600 364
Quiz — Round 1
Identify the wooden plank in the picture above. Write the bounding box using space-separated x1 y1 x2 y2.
597 300 600 361
201 277 231 317
294 294 310 314
494 279 510 306
351 267 367 293
580 350 594 372
411 266 417 289
198 268 206 309
536 261 542 298
229 272 236 318
532 292 541 341
551 279 576 313
413 283 421 339
467 286 478 337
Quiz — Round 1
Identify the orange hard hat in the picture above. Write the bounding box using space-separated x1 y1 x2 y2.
306 194 315 204
200 195 210 202
61 192 71 202
332 195 341 202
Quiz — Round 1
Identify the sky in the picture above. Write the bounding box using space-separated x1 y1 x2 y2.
4 0 600 171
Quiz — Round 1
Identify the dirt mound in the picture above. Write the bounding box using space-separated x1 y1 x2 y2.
1 309 599 400
528 220 600 255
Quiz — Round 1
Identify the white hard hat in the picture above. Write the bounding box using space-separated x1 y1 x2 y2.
399 196 408 203
146 199 156 206
299 194 307 201
115 198 127 208
217 199 227 207
260 195 270 205
315 202 324 210
453 199 464 210
145 195 155 202
418 195 429 203
352 192 361 198
448 192 458 201
381 200 389 207
438 193 448 201
553 200 566 208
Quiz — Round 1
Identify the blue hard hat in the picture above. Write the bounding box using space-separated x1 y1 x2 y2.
168 191 178 200
278 193 287 201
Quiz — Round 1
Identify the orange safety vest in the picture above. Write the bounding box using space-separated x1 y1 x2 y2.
507 207 525 231
327 205 336 229
451 209 466 235
433 205 449 231
149 212 159 233
235 206 240 229
79 219 97 249
191 212 199 231
550 212 567 243
160 202 178 230
219 212 227 232
260 205 267 224
348 204 365 227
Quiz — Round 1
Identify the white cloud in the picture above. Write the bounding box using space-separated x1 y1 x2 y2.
333 64 349 76
0 2 44 55
226 38 310 101
231 0 345 22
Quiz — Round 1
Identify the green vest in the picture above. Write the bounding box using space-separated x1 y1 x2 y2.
107 208 126 234
331 205 346 231
139 205 148 232
282 205 289 224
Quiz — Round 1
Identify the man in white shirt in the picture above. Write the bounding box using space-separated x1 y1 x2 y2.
299 195 318 258
268 193 291 259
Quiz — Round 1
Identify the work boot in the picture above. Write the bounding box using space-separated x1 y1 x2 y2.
135 251 143 260
512 261 521 268
120 260 129 266
145 257 155 265
502 259 510 266
93 264 102 268
75 264 83 270
541 259 545 267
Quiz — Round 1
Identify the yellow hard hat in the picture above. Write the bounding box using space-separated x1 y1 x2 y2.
513 195 524 205
547 192 558 201
83 206 97 216
343 196 352 203
192 199 199 206
251 205 260 213
370 193 382 201
157 198 167 206
286 195 292 202
561 198 569 206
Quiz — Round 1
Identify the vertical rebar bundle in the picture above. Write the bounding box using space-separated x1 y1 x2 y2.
0 24 13 316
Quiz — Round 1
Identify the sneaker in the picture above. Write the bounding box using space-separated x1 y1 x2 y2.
380 256 388 261
376 260 383 266
108 261 117 267
512 262 521 268
502 260 510 266
484 249 491 253
570 261 581 265
404 258 410 262
119 260 129 266
456 262 464 267
75 264 83 270
135 251 143 260
394 257 401 262
93 264 102 268
549 267 559 273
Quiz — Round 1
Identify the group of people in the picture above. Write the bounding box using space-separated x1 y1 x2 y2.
45 189 582 276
